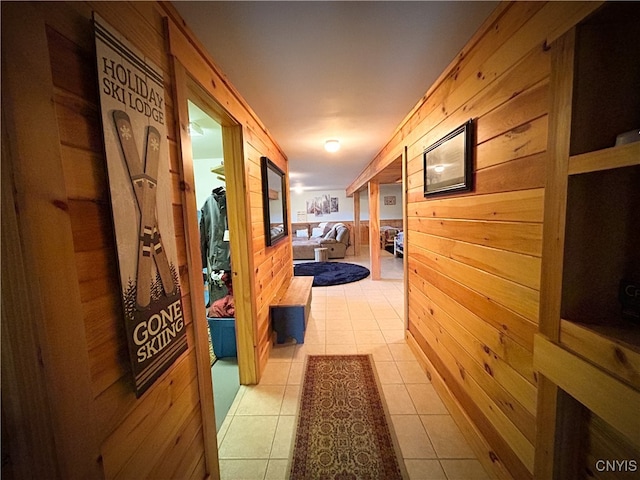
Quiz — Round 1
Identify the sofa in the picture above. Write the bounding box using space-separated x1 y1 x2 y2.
292 222 351 260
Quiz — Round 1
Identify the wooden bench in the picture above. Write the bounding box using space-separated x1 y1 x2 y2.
270 276 313 344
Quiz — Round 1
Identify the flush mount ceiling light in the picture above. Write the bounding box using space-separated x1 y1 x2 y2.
324 139 340 153
434 164 445 173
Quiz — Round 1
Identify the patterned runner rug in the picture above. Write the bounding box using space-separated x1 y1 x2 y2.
290 355 407 479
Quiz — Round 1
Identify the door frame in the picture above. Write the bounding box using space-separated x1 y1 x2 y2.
173 60 259 477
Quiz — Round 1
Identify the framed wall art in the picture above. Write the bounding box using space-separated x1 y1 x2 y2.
423 119 474 197
94 15 186 397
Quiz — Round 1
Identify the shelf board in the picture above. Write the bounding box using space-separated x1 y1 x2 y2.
210 165 225 176
568 141 640 175
534 334 640 446
559 319 640 390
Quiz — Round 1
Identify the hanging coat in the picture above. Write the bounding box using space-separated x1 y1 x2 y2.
200 188 231 272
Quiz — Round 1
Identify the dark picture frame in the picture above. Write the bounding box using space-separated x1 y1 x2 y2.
423 119 474 197
261 156 288 246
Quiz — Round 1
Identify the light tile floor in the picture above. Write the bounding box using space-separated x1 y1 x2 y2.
216 250 491 480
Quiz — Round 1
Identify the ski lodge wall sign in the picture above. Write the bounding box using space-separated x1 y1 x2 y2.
94 15 187 397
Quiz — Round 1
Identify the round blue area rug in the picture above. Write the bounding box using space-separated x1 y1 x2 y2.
294 262 370 287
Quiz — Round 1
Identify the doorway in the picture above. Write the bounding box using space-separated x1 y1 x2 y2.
186 99 240 431
174 62 259 451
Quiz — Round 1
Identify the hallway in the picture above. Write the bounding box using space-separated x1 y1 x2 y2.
215 250 490 480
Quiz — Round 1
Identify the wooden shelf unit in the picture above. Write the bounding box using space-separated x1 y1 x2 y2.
568 142 640 176
559 319 640 391
562 163 639 333
535 3 640 478
534 334 640 450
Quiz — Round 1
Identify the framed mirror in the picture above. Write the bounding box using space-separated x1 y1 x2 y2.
261 156 288 246
423 119 474 197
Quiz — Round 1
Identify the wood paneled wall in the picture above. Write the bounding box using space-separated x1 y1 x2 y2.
2 1 290 478
364 2 601 479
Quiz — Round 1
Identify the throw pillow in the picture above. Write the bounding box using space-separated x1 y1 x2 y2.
324 227 337 240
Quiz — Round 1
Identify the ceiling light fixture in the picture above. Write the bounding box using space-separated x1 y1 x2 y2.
434 164 445 173
324 139 340 153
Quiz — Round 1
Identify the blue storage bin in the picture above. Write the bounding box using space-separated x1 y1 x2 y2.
207 317 237 358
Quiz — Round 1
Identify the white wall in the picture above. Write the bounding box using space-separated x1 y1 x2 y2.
359 184 403 220
290 189 354 222
289 184 402 222
194 157 226 210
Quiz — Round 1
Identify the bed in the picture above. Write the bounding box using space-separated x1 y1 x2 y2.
394 231 404 257
292 222 351 260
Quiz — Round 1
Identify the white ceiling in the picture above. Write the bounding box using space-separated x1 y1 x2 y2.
173 1 498 192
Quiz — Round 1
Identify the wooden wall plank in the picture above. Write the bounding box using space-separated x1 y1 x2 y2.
54 91 103 152
409 188 544 223
474 152 546 195
350 1 600 195
67 200 114 252
412 231 541 290
60 146 108 200
477 80 549 143
408 217 542 257
476 115 548 170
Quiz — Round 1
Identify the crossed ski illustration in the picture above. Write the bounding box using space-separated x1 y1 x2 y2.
113 110 176 309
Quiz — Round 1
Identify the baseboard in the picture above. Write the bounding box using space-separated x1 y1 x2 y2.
406 332 512 480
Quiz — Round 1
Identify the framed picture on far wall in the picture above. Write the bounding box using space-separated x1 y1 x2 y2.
423 119 474 197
